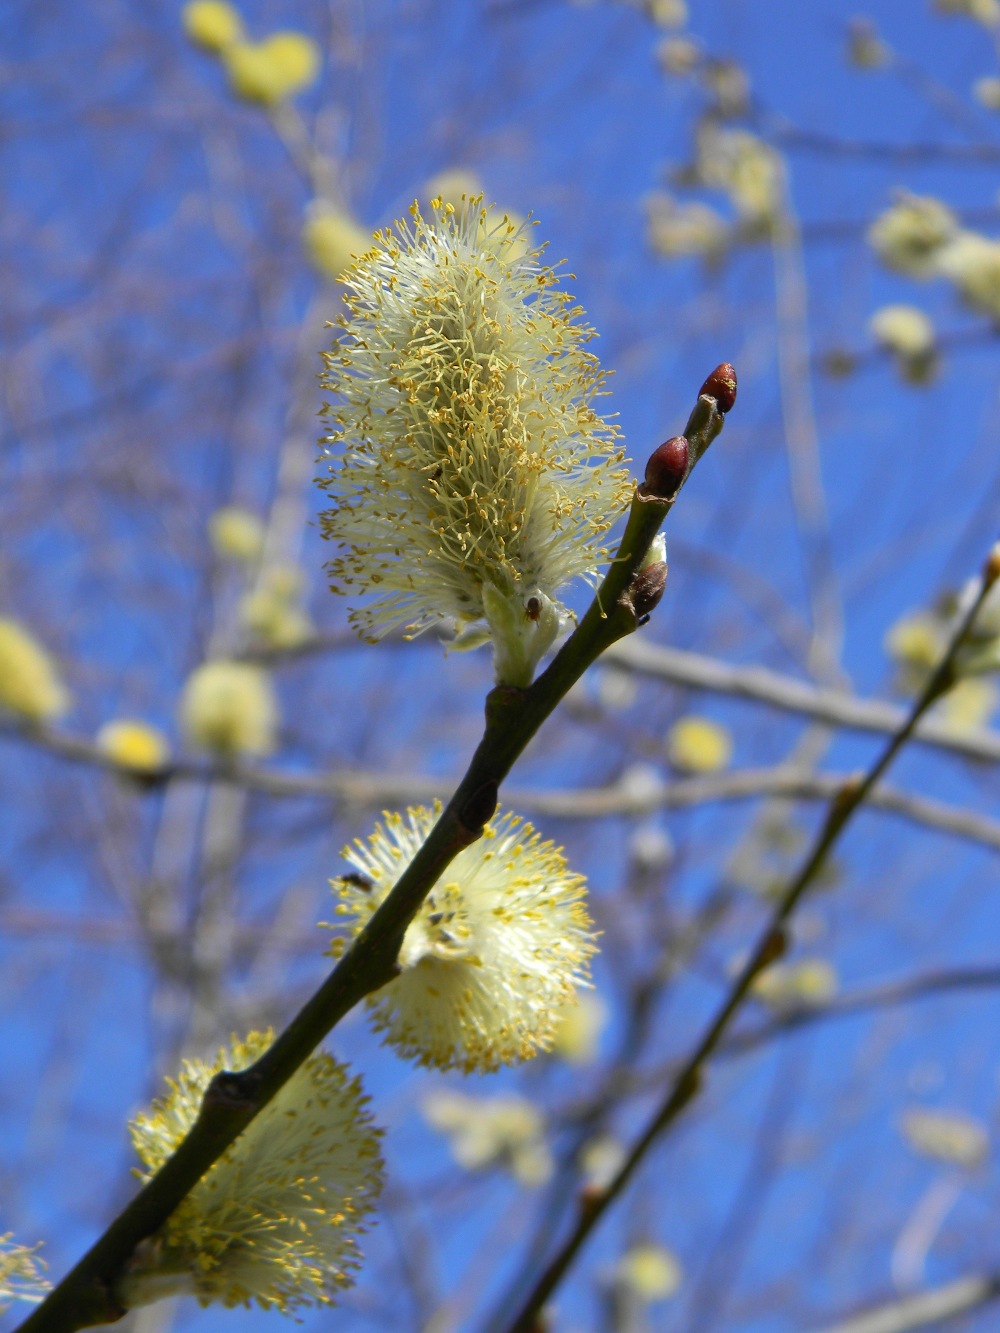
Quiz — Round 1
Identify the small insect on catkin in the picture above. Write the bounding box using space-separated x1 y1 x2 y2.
325 805 598 1072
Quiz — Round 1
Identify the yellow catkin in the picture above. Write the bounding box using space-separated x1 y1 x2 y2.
239 563 313 648
318 197 631 684
0 1234 48 1312
885 611 944 674
326 804 597 1072
423 1090 553 1186
97 721 171 774
179 660 278 758
616 1243 683 1302
0 619 69 723
869 305 937 383
224 32 320 105
901 1108 990 1168
120 1032 383 1313
868 193 956 277
550 991 607 1065
667 715 733 773
936 231 1000 320
302 207 370 282
646 0 687 29
974 76 1000 110
752 958 838 1010
209 506 265 563
182 0 243 53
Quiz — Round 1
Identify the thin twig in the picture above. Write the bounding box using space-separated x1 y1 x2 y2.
772 192 843 675
607 638 1000 766
809 1272 1000 1333
6 725 1000 853
13 381 730 1333
500 543 1000 1333
773 125 1000 165
585 963 1000 1114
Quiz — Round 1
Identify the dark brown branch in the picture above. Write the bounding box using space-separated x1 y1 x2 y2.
7 726 1000 854
14 381 730 1333
501 545 1000 1333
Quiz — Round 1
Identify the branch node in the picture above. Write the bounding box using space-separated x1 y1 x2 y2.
983 540 1000 589
822 772 864 834
673 1065 703 1114
201 1067 263 1116
484 683 527 725
578 1184 607 1220
458 780 499 836
756 925 788 972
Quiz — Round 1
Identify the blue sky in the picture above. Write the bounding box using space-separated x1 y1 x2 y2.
5 1 1000 1330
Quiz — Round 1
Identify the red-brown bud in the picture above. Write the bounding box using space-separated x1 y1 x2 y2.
630 560 668 623
643 435 689 499
699 362 738 413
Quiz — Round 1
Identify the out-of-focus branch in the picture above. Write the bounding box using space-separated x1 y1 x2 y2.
772 192 843 675
6 725 1000 853
773 124 1000 166
248 630 1000 768
268 102 338 201
607 638 1000 765
501 543 1000 1333
252 632 1000 770
809 1272 1000 1333
559 963 1000 1121
818 324 999 376
726 964 1000 1061
14 379 730 1333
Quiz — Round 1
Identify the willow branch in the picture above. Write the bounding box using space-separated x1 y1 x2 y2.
8 724 1000 855
254 632 1000 767
507 959 1000 1316
772 188 843 673
773 125 1000 166
502 542 1000 1333
809 1272 1000 1333
9 716 1000 864
576 963 1000 1116
13 382 730 1333
726 965 1000 1060
607 639 1000 766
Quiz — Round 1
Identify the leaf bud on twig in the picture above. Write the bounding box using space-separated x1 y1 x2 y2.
630 563 669 625
699 362 738 413
982 540 1000 590
642 435 690 500
626 533 669 625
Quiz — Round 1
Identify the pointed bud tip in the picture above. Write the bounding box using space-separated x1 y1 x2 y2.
983 541 1000 589
643 435 690 499
699 362 738 413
